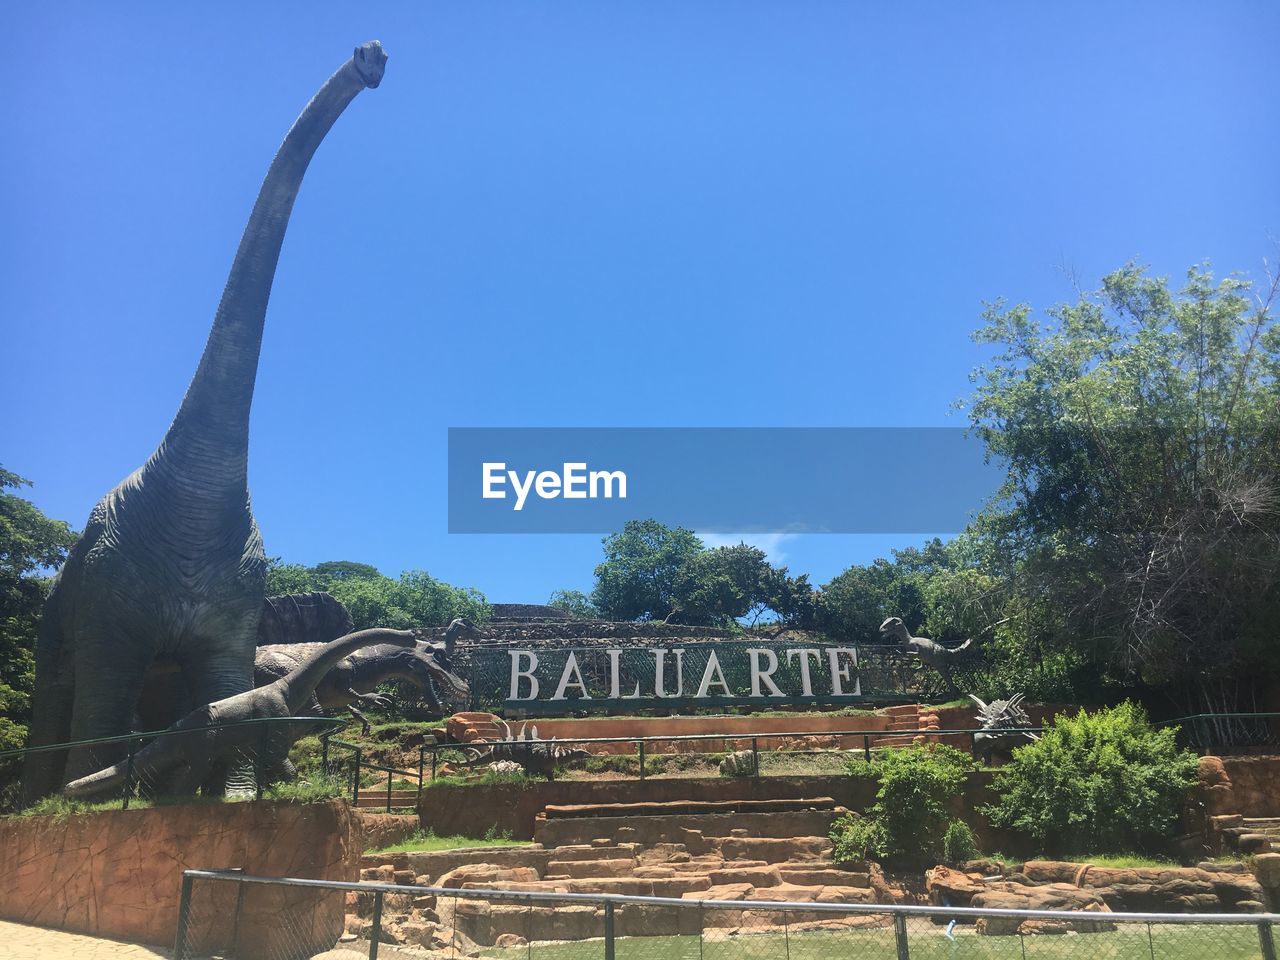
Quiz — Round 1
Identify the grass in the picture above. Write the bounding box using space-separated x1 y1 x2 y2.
368 827 522 854
484 923 1266 960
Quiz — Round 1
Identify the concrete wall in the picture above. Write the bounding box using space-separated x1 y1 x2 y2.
0 799 361 958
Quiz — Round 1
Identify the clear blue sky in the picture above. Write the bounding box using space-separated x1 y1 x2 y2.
4 3 1277 603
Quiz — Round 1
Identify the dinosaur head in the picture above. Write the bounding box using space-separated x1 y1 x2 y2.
879 616 908 642
401 642 469 699
353 41 388 89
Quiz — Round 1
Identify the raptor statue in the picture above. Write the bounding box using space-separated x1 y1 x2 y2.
879 616 978 691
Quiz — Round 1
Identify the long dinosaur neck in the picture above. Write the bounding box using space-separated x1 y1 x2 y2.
155 43 385 489
283 628 414 713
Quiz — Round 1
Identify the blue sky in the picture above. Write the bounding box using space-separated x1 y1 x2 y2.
4 3 1277 603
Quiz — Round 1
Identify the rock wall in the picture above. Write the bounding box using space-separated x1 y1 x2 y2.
355 811 420 852
1220 756 1280 817
418 773 1017 851
0 799 361 958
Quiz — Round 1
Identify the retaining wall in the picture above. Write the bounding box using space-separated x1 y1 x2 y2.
0 799 361 957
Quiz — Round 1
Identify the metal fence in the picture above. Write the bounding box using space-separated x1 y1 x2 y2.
0 716 345 814
422 726 1046 782
175 868 1280 960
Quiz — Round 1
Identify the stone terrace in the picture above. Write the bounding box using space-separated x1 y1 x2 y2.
353 797 892 950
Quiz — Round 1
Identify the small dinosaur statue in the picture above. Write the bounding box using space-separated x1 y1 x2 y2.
969 692 1039 762
879 616 977 691
255 635 468 731
462 720 592 781
63 628 415 798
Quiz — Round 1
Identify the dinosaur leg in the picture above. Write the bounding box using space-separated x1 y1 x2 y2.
20 624 74 805
346 704 373 735
182 643 258 797
64 631 154 785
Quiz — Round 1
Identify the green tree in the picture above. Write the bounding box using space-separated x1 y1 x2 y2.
966 262 1280 713
547 590 598 619
0 467 77 751
590 520 704 622
264 559 489 630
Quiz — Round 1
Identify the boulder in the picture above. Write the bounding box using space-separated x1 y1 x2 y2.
1254 853 1280 888
925 865 987 907
436 863 539 888
709 865 783 887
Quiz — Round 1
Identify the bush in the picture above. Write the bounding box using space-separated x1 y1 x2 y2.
943 820 980 863
831 744 978 865
983 702 1198 856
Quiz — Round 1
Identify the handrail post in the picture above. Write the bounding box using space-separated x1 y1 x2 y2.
1260 920 1278 960
321 733 330 774
863 734 871 762
431 745 439 781
386 770 393 813
751 737 760 777
122 738 137 810
638 740 646 780
418 745 425 794
369 889 384 960
603 899 616 960
352 749 362 807
893 911 910 960
173 872 194 959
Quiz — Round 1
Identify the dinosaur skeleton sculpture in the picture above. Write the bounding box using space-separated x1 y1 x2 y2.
969 692 1039 762
879 616 978 692
462 720 592 781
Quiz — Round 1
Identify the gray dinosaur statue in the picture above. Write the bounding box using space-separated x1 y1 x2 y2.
257 592 355 647
462 720 593 781
24 43 388 802
879 616 978 691
969 693 1039 762
62 628 414 799
255 636 469 731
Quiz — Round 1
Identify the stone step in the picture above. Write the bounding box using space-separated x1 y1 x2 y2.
534 807 846 850
542 797 836 819
545 844 641 862
777 866 871 888
544 858 639 879
718 836 832 863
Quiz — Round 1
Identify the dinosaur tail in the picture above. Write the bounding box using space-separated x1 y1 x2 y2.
283 628 416 714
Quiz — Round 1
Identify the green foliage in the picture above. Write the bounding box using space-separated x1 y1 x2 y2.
829 813 887 864
547 589 598 619
263 773 349 803
984 702 1199 856
943 820 980 864
965 263 1280 710
832 744 978 864
591 520 704 622
369 827 520 854
0 467 77 751
589 520 815 627
265 559 489 630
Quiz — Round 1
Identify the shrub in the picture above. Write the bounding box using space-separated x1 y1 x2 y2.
830 744 978 865
943 820 980 863
983 702 1198 856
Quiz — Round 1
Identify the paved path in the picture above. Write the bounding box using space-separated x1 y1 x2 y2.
0 920 170 959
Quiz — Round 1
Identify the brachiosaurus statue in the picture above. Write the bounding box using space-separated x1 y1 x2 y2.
62 629 416 798
23 42 388 803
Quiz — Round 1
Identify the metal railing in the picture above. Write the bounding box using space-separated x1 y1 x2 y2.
1163 713 1280 754
421 725 1048 781
0 716 345 814
322 734 426 812
175 868 1280 960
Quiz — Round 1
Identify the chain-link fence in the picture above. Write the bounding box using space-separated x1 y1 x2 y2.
175 868 1280 960
0 716 346 815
